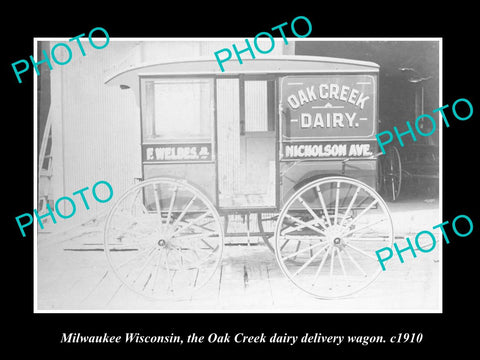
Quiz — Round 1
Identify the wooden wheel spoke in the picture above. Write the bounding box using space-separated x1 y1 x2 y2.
132 248 158 283
291 241 301 261
311 246 332 287
200 238 216 250
171 211 212 237
153 184 164 229
113 245 157 270
280 218 319 235
336 248 349 284
298 196 328 230
342 218 386 238
292 243 330 277
113 213 157 232
107 242 153 250
164 253 177 294
283 235 326 241
342 199 379 230
191 246 218 263
316 185 332 226
281 239 327 260
339 187 361 227
110 226 154 240
171 195 197 228
346 236 390 241
343 248 367 277
190 220 216 233
282 214 326 236
280 238 290 251
329 246 336 289
333 182 340 225
150 249 164 293
165 186 178 226
171 230 218 241
345 243 377 261
170 246 198 267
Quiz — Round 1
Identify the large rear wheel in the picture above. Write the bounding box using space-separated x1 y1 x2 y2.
274 176 394 299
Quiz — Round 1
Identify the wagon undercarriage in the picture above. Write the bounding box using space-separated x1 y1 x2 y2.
104 177 393 300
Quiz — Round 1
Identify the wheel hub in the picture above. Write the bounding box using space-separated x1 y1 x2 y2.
324 225 347 248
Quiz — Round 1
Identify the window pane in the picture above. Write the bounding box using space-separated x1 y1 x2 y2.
142 78 213 141
245 81 268 132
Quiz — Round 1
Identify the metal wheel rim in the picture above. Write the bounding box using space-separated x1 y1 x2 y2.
274 176 394 299
104 178 224 300
384 146 402 201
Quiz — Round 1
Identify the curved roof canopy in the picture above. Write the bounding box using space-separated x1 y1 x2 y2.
105 55 379 102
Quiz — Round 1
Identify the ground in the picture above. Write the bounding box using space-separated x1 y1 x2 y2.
36 197 441 313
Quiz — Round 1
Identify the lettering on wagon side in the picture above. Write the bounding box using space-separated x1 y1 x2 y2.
281 75 376 140
143 143 212 162
282 141 375 160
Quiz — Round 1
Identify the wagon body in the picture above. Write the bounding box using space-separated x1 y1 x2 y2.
106 56 380 213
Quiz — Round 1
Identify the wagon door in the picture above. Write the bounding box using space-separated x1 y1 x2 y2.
279 74 379 203
216 77 277 209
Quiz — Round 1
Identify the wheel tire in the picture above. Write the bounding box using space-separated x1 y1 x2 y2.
382 146 402 201
104 178 224 300
274 176 394 299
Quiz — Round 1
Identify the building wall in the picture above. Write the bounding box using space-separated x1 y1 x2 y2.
41 39 291 222
44 40 141 221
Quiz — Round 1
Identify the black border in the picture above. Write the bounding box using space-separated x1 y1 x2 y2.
5 5 478 355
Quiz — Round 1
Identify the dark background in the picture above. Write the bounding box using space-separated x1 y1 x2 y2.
295 40 440 134
296 40 441 198
4 3 477 356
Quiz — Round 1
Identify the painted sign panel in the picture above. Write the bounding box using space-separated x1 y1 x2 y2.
281 75 376 140
282 141 377 160
142 143 212 163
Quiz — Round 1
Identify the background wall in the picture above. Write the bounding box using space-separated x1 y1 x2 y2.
37 39 290 223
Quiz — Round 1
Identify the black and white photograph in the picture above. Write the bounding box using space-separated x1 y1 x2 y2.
4 7 478 355
34 38 441 313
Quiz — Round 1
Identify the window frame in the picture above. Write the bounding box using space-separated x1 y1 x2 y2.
240 75 277 135
139 75 216 145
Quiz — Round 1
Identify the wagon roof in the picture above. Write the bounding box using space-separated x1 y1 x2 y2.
105 55 379 91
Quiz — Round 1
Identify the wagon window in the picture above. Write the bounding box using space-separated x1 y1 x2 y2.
244 81 268 132
141 78 213 142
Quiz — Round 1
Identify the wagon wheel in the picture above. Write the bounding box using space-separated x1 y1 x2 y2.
274 176 394 299
104 178 223 300
382 146 402 201
258 212 353 265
